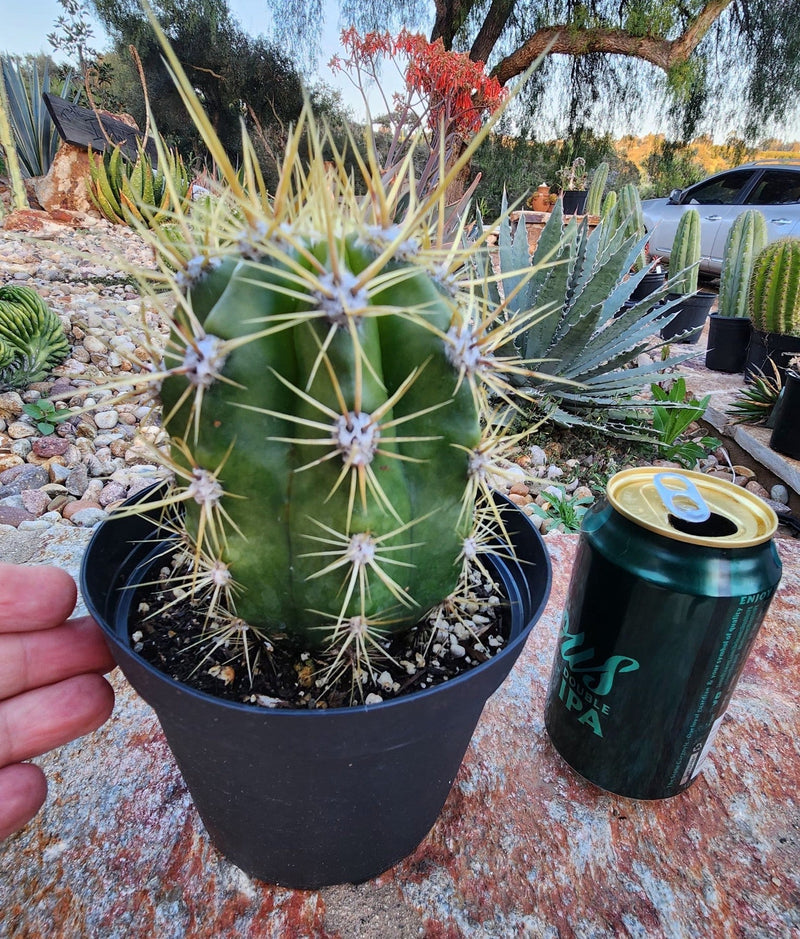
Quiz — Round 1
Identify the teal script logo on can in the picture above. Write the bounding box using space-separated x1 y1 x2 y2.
544 468 782 800
555 610 640 737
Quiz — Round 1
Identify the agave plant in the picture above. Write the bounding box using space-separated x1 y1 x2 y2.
727 363 783 424
86 139 190 226
86 18 539 698
486 195 690 431
0 56 77 177
0 286 70 389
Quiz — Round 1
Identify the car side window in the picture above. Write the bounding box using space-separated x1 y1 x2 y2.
681 170 754 205
744 169 800 205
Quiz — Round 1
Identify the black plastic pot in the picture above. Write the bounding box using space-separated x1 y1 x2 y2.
561 190 588 215
659 291 716 343
769 370 800 460
744 329 800 383
81 490 551 889
705 314 752 373
630 270 666 301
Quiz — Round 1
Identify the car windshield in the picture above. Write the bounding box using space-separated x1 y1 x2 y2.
683 170 754 205
744 169 800 205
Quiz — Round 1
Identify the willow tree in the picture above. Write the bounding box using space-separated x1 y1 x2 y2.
268 0 800 138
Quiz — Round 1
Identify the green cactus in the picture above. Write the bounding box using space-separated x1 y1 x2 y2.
585 161 609 216
616 183 647 270
104 18 531 692
749 238 800 336
87 139 190 227
668 208 701 295
0 286 69 389
717 210 767 318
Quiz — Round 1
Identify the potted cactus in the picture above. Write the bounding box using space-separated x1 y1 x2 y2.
706 209 767 373
78 21 551 889
556 157 588 215
745 238 800 382
660 208 716 343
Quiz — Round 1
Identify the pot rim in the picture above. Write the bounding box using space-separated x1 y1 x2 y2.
81 493 552 719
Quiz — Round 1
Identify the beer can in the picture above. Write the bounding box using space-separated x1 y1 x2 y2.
544 467 782 800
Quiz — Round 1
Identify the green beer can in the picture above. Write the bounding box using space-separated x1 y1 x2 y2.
544 467 782 799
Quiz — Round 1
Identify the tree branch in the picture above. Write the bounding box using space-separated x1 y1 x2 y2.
490 0 734 85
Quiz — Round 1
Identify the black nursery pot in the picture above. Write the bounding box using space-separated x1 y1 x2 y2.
744 329 800 383
770 370 800 460
705 314 751 373
81 491 551 889
561 190 588 215
660 291 716 343
630 270 666 301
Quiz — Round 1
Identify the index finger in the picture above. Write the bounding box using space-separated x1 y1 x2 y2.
0 565 78 633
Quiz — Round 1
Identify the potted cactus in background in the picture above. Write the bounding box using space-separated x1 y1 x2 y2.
706 209 767 373
660 208 716 343
556 156 588 215
78 18 551 889
745 238 800 381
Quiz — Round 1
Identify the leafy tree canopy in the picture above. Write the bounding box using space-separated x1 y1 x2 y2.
90 0 309 172
267 0 800 140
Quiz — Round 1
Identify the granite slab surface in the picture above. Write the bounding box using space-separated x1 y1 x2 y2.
0 532 798 938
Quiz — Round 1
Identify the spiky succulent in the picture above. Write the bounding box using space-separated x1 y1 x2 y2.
727 363 782 424
584 161 609 217
485 195 690 432
103 15 535 690
717 209 767 318
0 286 69 389
668 208 701 296
87 139 190 227
749 238 800 336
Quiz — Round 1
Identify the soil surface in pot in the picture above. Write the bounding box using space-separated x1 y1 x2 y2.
128 552 508 709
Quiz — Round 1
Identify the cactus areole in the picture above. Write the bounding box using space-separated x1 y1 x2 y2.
158 229 484 647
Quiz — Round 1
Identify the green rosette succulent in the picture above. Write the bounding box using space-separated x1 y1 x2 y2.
0 286 69 389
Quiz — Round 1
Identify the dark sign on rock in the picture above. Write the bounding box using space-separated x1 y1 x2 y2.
42 93 157 163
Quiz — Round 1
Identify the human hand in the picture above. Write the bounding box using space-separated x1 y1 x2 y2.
0 564 116 840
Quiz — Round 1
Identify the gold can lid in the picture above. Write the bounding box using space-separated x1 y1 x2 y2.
606 467 778 547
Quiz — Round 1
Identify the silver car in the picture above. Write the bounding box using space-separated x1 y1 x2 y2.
641 161 800 274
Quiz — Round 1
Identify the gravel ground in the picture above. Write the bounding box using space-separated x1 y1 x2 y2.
0 214 793 543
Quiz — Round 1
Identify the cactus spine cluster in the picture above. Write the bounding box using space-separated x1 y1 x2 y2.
749 238 800 336
116 18 531 686
717 210 767 318
0 286 69 389
668 208 701 295
584 162 609 217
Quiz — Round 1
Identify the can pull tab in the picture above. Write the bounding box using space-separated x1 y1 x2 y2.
653 473 711 524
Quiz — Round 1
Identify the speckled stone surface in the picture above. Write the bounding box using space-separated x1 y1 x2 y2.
1 532 798 938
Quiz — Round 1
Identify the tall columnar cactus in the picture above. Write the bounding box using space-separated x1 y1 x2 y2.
584 161 609 216
717 210 767 318
749 238 800 336
668 208 701 295
109 16 530 686
0 286 69 389
616 183 646 270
